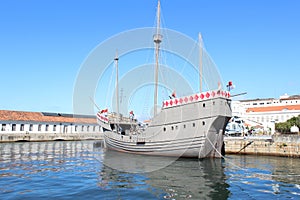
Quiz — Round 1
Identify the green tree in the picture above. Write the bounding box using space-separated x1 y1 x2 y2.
275 115 300 134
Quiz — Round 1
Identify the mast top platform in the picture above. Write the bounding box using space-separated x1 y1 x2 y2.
153 34 163 44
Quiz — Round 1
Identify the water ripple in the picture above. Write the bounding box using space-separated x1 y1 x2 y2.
1 141 300 199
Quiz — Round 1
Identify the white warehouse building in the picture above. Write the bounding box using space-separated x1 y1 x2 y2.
0 110 102 135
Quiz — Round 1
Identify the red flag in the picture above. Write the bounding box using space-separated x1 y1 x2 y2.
172 91 176 98
100 108 108 113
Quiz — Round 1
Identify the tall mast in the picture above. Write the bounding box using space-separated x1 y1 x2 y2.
114 50 119 118
153 0 162 117
199 33 203 93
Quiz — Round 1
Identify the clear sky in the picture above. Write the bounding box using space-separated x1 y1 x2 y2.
1 0 299 114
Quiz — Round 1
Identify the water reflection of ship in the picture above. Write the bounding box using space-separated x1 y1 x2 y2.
98 148 230 199
145 158 230 199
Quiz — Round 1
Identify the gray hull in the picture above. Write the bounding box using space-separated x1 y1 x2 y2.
101 91 232 158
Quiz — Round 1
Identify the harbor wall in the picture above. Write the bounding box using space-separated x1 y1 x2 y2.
225 135 300 157
0 132 103 142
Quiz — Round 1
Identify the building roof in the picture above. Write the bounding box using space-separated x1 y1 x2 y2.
280 95 300 100
239 98 275 102
290 95 300 98
0 110 98 124
239 95 300 103
246 105 300 113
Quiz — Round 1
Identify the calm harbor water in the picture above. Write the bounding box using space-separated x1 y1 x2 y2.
1 141 300 199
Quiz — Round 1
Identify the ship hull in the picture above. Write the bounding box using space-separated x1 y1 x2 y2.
100 92 232 158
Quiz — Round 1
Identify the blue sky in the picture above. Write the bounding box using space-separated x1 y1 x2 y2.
1 0 300 113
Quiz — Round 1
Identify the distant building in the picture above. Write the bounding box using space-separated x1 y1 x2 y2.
0 110 102 134
232 94 300 134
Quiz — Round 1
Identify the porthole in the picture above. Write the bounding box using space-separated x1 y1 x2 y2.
192 123 195 127
163 127 166 131
203 103 205 107
171 126 174 130
183 124 186 128
202 121 205 126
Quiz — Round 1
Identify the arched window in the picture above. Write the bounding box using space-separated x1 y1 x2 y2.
38 124 42 131
29 124 33 131
12 124 16 131
20 124 24 131
2 124 6 131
